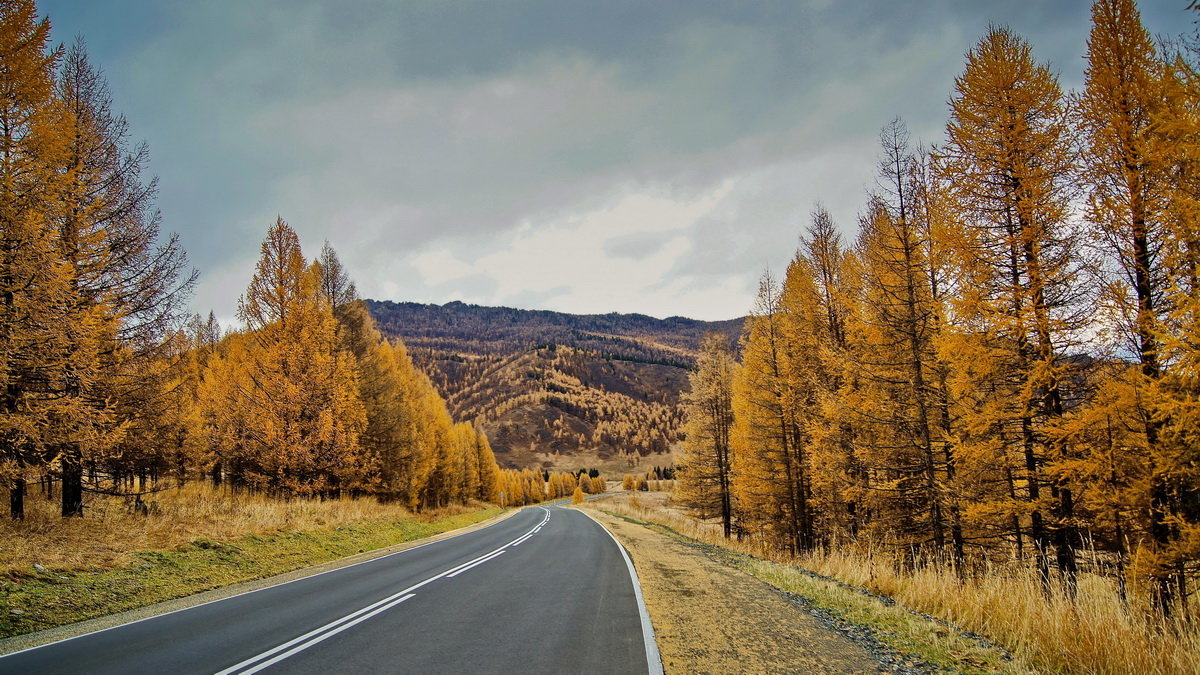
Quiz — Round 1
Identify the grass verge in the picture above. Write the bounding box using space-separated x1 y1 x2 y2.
0 505 501 639
596 491 1200 673
598 504 1029 674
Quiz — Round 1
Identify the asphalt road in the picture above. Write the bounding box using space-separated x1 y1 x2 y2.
0 506 661 674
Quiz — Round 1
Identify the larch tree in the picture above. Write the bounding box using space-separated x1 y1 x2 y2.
799 206 865 541
938 26 1088 586
234 219 366 495
855 202 958 559
473 430 499 501
166 312 221 484
1128 2 1200 615
1074 0 1186 613
849 119 964 561
53 38 193 515
316 243 430 505
452 421 481 503
678 333 737 537
0 0 69 519
732 271 817 553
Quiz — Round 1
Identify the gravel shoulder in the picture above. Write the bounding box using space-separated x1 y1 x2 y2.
582 506 885 674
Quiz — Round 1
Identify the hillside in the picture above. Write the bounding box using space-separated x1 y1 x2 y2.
365 300 742 471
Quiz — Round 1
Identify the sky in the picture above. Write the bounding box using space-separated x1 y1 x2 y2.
39 1 1188 323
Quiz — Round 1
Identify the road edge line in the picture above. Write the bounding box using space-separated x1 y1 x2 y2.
0 506 524 659
577 508 664 675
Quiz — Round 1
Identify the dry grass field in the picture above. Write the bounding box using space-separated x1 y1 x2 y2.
597 491 1200 675
0 483 475 573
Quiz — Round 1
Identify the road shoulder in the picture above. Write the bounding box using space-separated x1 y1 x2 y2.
581 506 884 674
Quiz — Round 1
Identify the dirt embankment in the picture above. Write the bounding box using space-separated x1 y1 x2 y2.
583 507 884 674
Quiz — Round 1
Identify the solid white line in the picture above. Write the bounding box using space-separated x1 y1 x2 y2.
213 587 419 675
439 546 510 577
445 550 505 578
235 594 414 675
218 508 551 674
578 509 664 675
0 508 527 661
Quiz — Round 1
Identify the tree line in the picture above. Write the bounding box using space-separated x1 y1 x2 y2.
0 0 501 517
181 221 501 509
678 0 1200 617
495 468 606 506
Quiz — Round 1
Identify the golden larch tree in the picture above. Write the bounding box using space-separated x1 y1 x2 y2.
233 219 366 495
0 0 69 519
938 26 1088 586
677 333 737 537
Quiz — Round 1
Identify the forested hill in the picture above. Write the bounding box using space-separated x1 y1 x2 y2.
365 300 743 470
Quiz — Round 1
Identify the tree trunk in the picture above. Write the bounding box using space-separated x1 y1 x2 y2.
9 477 24 519
61 454 84 517
1149 476 1177 617
1054 485 1078 597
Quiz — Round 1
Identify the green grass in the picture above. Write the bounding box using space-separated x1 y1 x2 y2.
601 509 1027 674
0 506 502 639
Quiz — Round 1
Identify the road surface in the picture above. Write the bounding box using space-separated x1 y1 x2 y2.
0 506 660 674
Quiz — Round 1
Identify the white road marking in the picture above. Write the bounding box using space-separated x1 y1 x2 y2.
227 594 415 675
445 550 506 578
216 507 550 674
578 509 664 675
0 508 526 661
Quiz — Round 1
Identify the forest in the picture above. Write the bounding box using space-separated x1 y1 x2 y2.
678 0 1200 620
0 0 509 520
369 299 739 463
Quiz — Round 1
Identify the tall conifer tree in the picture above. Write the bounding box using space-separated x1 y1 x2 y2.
0 0 67 518
938 27 1087 586
678 333 737 537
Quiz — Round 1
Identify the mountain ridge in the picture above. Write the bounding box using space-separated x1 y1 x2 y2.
365 299 743 472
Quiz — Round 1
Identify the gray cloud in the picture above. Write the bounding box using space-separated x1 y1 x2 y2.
430 273 500 303
604 232 673 261
39 0 1187 322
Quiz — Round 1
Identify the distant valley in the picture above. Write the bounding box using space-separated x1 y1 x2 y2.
365 300 743 473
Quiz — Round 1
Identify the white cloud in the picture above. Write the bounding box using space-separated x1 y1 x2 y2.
412 249 476 287
408 186 746 318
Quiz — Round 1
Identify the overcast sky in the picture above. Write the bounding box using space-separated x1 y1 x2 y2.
41 1 1188 323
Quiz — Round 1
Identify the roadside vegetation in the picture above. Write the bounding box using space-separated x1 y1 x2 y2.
496 468 607 506
0 484 501 638
669 1 1200 673
610 488 1200 673
0 483 490 573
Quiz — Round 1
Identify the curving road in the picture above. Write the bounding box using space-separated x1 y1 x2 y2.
0 506 661 674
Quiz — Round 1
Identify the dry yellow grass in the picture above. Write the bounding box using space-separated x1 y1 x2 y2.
0 483 471 573
599 491 1200 675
